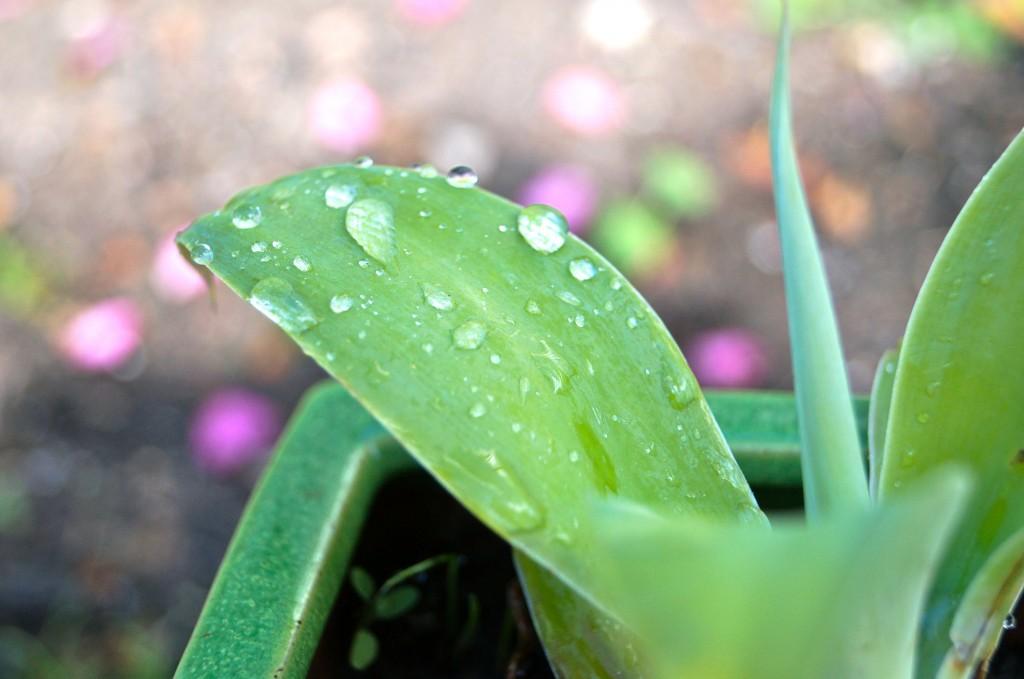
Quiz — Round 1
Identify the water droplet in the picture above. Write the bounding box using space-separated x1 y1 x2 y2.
525 300 542 315
422 342 434 354
453 320 487 350
232 204 263 229
272 240 283 249
251 241 268 253
324 184 357 209
573 314 586 327
569 258 598 281
569 450 580 463
980 272 995 286
423 284 454 311
517 205 568 254
414 163 439 178
1004 614 1017 630
490 354 502 365
190 242 214 265
330 294 354 314
916 412 930 424
626 316 638 329
353 155 373 168
901 449 917 468
519 377 530 402
418 209 431 218
926 381 940 397
446 165 478 188
293 256 312 272
346 199 396 264
249 278 319 333
445 450 545 534
557 290 582 306
469 403 487 418
610 278 623 291
663 370 697 410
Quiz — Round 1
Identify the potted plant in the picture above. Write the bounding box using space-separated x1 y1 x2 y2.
173 17 1024 679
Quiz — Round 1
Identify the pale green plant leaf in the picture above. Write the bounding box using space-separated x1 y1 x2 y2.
876 129 1024 677
591 470 969 679
770 9 869 518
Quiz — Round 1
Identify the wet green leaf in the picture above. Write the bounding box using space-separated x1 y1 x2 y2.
877 129 1024 677
591 470 969 679
770 10 868 517
868 348 898 498
514 551 643 679
178 162 765 616
939 527 1024 679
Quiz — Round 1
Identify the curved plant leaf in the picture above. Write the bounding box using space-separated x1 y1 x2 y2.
876 129 1024 677
590 470 969 679
514 551 644 679
770 9 868 518
177 164 765 616
939 527 1024 679
868 348 899 498
175 383 414 679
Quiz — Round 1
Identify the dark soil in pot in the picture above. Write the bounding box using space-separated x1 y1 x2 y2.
308 471 555 679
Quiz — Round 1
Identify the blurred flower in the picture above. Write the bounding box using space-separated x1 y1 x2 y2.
687 329 768 389
308 78 382 154
62 3 126 77
395 0 469 26
580 0 653 51
150 231 207 304
58 297 142 373
189 389 281 476
542 66 625 137
517 165 598 235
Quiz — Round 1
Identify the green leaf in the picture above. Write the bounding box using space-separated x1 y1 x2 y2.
177 163 765 614
876 129 1024 677
939 527 1024 679
590 470 969 679
868 348 898 498
374 586 421 621
769 9 868 517
174 383 415 679
350 567 376 602
514 551 643 679
348 628 379 671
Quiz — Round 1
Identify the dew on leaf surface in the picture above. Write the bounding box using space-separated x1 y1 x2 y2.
249 278 319 333
517 204 568 254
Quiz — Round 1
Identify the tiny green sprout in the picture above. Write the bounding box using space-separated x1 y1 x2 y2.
174 11 1024 679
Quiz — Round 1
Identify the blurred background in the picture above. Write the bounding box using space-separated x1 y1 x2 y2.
1 0 1023 675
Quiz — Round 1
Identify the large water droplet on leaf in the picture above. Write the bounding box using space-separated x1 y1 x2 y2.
517 204 568 254
232 204 263 229
190 242 214 265
249 278 319 333
346 199 396 265
453 320 487 350
423 284 454 311
330 294 354 314
445 449 546 534
569 258 597 281
325 184 357 209
446 165 478 188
